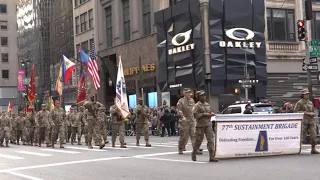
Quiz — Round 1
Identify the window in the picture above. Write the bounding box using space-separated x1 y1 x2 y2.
311 12 320 40
1 53 8 63
75 0 88 7
80 12 87 32
122 0 131 42
1 37 8 46
0 4 7 13
169 0 183 6
142 0 151 35
2 70 9 79
105 6 113 47
0 21 7 30
267 8 295 41
88 9 93 29
75 17 79 34
81 41 88 53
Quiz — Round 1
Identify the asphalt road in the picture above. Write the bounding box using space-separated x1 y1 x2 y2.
0 136 318 180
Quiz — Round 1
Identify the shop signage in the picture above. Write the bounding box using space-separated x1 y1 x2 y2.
219 28 262 48
168 30 195 55
124 63 156 76
169 84 182 88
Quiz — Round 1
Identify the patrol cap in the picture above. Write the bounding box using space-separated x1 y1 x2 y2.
41 104 47 107
183 88 191 93
90 94 95 98
301 89 309 95
2 110 6 113
196 90 206 96
138 97 143 101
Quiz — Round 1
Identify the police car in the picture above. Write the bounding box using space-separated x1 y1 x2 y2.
211 101 273 121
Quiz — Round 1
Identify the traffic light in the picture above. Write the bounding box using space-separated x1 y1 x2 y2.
305 0 313 20
297 20 306 41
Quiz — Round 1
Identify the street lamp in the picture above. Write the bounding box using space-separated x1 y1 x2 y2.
21 58 32 110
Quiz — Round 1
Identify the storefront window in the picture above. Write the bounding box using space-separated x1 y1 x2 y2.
129 94 137 108
148 92 158 108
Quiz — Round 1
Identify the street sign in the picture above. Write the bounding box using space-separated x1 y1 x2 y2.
310 40 320 57
303 57 318 64
238 79 259 84
242 84 252 88
302 64 318 71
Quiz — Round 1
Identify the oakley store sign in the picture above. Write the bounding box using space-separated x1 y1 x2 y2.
219 28 262 48
168 30 195 55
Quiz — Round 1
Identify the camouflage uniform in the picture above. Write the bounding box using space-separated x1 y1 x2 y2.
135 98 151 147
83 100 104 149
71 109 81 145
10 114 17 144
110 105 126 148
191 90 218 162
0 112 12 147
176 88 196 154
97 107 109 145
50 106 66 148
65 112 72 143
77 106 87 145
294 88 320 154
22 113 32 145
26 111 37 146
35 106 52 147
16 113 24 145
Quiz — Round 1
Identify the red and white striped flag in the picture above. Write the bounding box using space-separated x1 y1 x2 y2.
89 39 100 89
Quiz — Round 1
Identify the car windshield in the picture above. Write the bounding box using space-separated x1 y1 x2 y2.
253 104 272 112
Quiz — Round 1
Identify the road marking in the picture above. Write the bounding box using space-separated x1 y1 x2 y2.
102 147 131 150
64 146 109 152
134 151 192 157
134 157 207 164
0 157 129 173
128 143 176 148
125 145 155 149
16 151 52 157
0 153 24 160
40 149 80 154
6 171 43 180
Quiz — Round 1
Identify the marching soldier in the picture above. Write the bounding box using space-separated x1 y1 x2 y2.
83 94 104 149
97 106 109 145
10 113 17 144
27 106 37 146
22 110 32 145
71 107 81 145
35 104 52 147
294 89 320 154
77 106 87 145
176 88 202 154
16 111 24 145
66 109 72 143
0 110 11 147
110 98 126 148
192 90 218 162
134 97 151 147
50 100 66 148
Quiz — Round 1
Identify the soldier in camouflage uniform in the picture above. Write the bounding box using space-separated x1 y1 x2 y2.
50 100 66 148
0 110 11 147
176 88 202 154
294 89 320 154
134 97 151 147
16 111 24 145
71 107 82 145
97 106 109 145
83 94 104 149
77 106 87 145
22 111 31 145
192 90 218 162
10 113 17 144
35 104 52 147
65 109 72 143
27 106 37 146
110 99 126 148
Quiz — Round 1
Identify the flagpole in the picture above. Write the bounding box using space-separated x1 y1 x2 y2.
138 56 144 102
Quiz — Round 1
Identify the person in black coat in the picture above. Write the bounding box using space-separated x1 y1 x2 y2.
243 103 253 114
160 109 171 137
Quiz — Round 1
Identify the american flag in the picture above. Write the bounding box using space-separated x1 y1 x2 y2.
89 39 100 89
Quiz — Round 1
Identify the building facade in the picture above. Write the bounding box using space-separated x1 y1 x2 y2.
93 0 320 109
0 1 18 111
17 0 53 110
50 0 75 105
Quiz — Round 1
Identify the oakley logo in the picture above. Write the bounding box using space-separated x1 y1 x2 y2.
219 28 262 48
